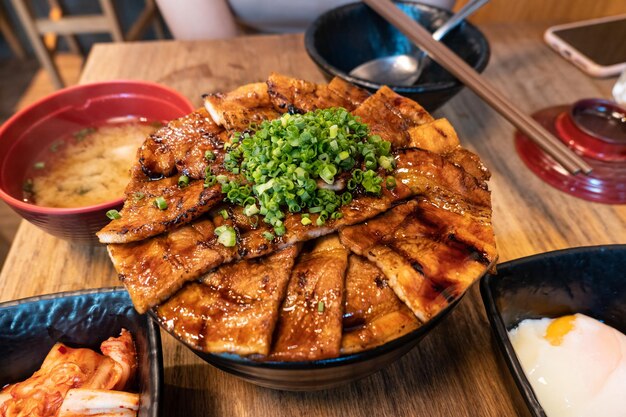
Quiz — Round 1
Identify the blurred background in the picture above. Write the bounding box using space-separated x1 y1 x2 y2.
0 0 624 261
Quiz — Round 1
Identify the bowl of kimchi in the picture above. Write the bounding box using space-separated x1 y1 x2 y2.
0 287 162 417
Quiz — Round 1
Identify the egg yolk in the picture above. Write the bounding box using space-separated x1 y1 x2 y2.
544 314 575 346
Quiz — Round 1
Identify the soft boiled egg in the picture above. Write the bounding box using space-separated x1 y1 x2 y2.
508 313 626 417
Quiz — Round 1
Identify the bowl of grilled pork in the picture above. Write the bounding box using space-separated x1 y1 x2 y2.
96 73 497 390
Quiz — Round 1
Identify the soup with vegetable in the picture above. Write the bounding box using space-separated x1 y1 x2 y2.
23 120 159 208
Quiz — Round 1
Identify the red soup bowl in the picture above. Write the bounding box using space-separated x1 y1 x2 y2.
0 81 195 244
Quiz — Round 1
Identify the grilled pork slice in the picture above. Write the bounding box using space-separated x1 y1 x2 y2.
352 86 434 148
405 118 490 184
108 219 237 313
341 255 420 354
156 246 299 356
270 235 348 361
137 107 226 180
339 197 496 322
97 181 223 244
204 82 280 132
407 118 460 154
266 72 368 113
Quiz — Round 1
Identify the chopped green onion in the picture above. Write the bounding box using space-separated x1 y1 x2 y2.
386 176 396 189
219 209 229 219
133 191 145 201
214 225 229 235
178 175 190 188
331 212 343 220
204 175 216 187
205 150 215 160
262 231 275 241
301 216 312 225
218 107 392 234
22 179 33 193
215 225 236 247
106 209 122 220
243 203 259 216
154 196 168 210
329 124 338 138
33 161 45 170
73 127 95 142
49 141 64 152
317 301 325 313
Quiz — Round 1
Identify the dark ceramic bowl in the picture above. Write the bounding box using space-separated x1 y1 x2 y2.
0 81 194 244
305 1 490 111
153 277 486 390
480 245 626 417
0 287 163 417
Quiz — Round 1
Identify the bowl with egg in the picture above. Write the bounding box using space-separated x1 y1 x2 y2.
0 80 195 243
480 245 626 417
0 287 163 417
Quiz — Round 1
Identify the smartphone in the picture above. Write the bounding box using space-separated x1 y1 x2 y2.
544 14 626 78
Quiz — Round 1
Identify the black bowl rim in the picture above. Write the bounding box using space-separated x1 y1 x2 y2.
480 244 626 417
150 256 495 371
304 0 491 92
0 286 163 417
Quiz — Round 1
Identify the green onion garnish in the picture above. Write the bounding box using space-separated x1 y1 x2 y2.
205 150 215 161
178 174 189 188
219 108 392 234
73 127 95 142
22 179 33 193
386 176 396 189
243 203 259 216
133 191 145 201
317 301 325 313
154 196 168 210
262 231 274 241
219 209 229 219
214 225 236 247
106 209 122 220
33 161 45 170
49 141 64 152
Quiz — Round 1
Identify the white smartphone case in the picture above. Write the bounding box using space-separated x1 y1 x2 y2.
544 14 626 78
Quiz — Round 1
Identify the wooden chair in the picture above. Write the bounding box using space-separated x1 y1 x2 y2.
10 0 163 89
0 1 26 59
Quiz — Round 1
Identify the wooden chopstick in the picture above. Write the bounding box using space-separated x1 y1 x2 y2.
363 0 593 175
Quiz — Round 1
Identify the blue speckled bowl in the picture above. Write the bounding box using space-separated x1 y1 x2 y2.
0 288 163 417
305 1 490 111
481 245 626 417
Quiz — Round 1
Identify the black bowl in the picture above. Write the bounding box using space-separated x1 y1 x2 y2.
0 288 163 417
480 245 626 417
304 1 490 111
153 295 463 390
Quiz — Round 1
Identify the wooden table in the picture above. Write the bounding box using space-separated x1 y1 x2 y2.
1 24 624 417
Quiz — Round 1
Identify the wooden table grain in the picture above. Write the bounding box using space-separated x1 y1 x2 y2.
1 24 624 417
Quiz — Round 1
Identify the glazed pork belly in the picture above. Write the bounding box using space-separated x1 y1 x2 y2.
156 246 300 356
341 254 421 355
270 235 349 361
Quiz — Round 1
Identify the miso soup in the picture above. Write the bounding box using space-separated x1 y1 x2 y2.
23 120 159 208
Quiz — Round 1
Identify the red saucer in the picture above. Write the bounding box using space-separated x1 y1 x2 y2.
515 104 626 204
